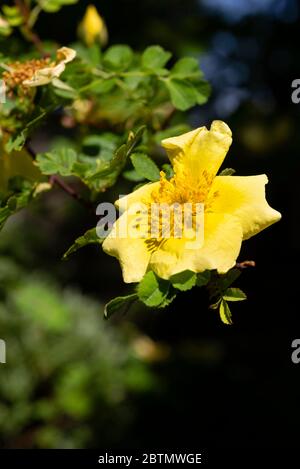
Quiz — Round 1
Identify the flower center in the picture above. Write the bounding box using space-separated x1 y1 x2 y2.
2 58 52 94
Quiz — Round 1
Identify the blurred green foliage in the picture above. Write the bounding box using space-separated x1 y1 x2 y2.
0 257 155 448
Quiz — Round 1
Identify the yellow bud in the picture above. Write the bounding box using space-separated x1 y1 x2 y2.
79 5 108 47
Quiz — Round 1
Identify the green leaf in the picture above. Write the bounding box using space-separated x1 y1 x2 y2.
0 180 35 230
218 268 241 292
123 75 144 90
193 81 211 105
165 78 197 111
82 133 120 161
137 271 170 308
123 169 145 182
103 45 133 71
126 125 147 153
219 299 233 325
130 153 160 182
170 270 197 291
2 5 23 26
223 288 247 302
0 18 12 36
142 45 171 70
171 57 201 78
219 168 236 176
5 107 54 152
89 79 117 95
169 58 210 105
40 0 79 13
85 126 146 192
5 134 26 153
159 289 177 308
63 228 103 260
104 294 138 319
52 78 78 99
196 270 211 287
85 144 127 191
74 43 101 66
36 148 77 176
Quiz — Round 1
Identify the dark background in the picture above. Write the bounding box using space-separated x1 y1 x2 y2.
1 0 299 449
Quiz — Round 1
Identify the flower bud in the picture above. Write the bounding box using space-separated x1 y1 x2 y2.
79 5 108 47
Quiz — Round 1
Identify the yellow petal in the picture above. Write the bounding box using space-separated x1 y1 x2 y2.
116 182 160 213
161 120 232 181
23 64 65 87
208 175 281 240
102 209 151 283
56 47 77 64
149 213 243 279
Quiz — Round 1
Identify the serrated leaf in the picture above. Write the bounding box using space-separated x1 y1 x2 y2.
103 45 133 71
89 79 117 95
63 228 103 260
137 271 170 308
74 43 101 66
170 270 197 291
36 148 77 176
0 180 35 230
82 133 120 161
193 81 211 105
104 294 138 319
219 168 236 176
123 75 144 90
142 45 171 70
165 78 198 111
130 153 160 182
219 299 233 325
218 268 241 291
86 127 146 191
5 134 26 153
196 270 211 287
5 107 53 152
126 125 146 154
159 289 177 308
171 57 201 78
208 268 242 305
123 169 145 182
223 288 247 302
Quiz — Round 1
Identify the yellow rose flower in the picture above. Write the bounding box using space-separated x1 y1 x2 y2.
79 5 108 47
103 121 281 283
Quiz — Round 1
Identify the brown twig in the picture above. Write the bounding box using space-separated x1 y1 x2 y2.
49 175 95 213
235 260 256 269
26 142 94 213
14 0 45 55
